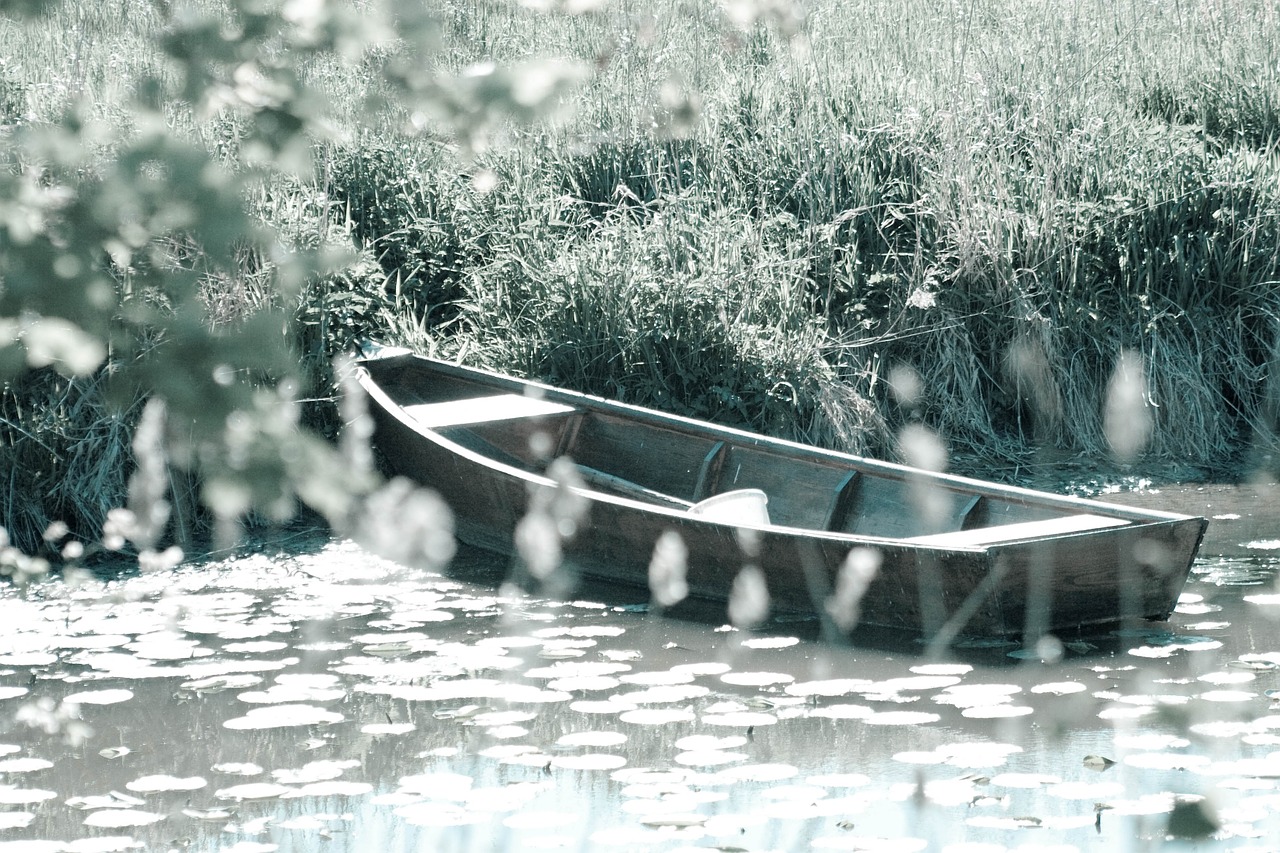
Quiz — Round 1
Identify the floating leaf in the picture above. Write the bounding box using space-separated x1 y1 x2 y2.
283 780 374 798
869 675 963 694
126 775 206 793
212 763 263 776
237 683 346 704
361 642 414 657
618 670 693 686
1198 689 1256 702
675 750 749 767
1030 682 1087 695
713 763 799 783
966 815 1043 830
809 704 874 720
786 679 873 697
64 689 134 706
669 661 732 677
675 735 747 751
183 806 234 820
740 636 800 649
556 732 627 748
614 685 709 704
223 704 343 730
0 786 56 804
215 782 293 800
82 809 164 828
223 641 289 654
181 674 263 694
526 661 632 679
548 675 621 692
397 772 474 798
66 793 141 811
433 705 485 720
962 705 1034 719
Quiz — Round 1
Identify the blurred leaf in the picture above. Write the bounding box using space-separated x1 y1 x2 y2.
1165 797 1218 839
16 315 106 376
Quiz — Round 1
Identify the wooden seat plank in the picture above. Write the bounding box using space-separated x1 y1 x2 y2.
405 394 575 428
905 513 1129 547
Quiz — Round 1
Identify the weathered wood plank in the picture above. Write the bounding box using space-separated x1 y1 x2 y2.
574 465 695 509
904 514 1129 547
404 394 575 428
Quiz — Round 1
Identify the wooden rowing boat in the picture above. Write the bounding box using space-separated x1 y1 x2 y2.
356 348 1207 641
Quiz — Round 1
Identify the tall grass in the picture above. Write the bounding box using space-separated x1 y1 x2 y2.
3 0 1280 551
360 0 1280 473
0 371 144 551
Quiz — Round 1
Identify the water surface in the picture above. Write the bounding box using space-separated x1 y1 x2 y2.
0 485 1277 852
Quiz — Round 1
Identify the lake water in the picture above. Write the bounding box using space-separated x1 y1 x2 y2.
0 483 1278 852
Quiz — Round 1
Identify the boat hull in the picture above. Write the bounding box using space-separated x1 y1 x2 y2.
358 351 1207 640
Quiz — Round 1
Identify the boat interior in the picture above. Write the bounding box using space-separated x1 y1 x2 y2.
371 360 1139 543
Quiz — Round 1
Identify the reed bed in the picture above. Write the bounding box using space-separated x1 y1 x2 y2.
3 0 1280 552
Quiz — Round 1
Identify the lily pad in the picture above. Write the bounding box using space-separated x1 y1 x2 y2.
64 689 134 706
223 704 344 730
125 775 206 793
215 782 294 800
82 809 164 828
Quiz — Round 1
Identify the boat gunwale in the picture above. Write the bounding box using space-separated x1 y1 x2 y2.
356 351 1206 542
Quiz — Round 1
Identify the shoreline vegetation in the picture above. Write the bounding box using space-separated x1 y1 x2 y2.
2 0 1280 557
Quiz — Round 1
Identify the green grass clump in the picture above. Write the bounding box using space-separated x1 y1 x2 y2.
441 0 1280 471
0 371 142 553
315 0 1280 477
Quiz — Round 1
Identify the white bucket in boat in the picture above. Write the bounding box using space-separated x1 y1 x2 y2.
688 489 771 527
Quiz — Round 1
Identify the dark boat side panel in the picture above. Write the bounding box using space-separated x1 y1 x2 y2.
713 446 856 528
567 413 718 502
988 516 1206 631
